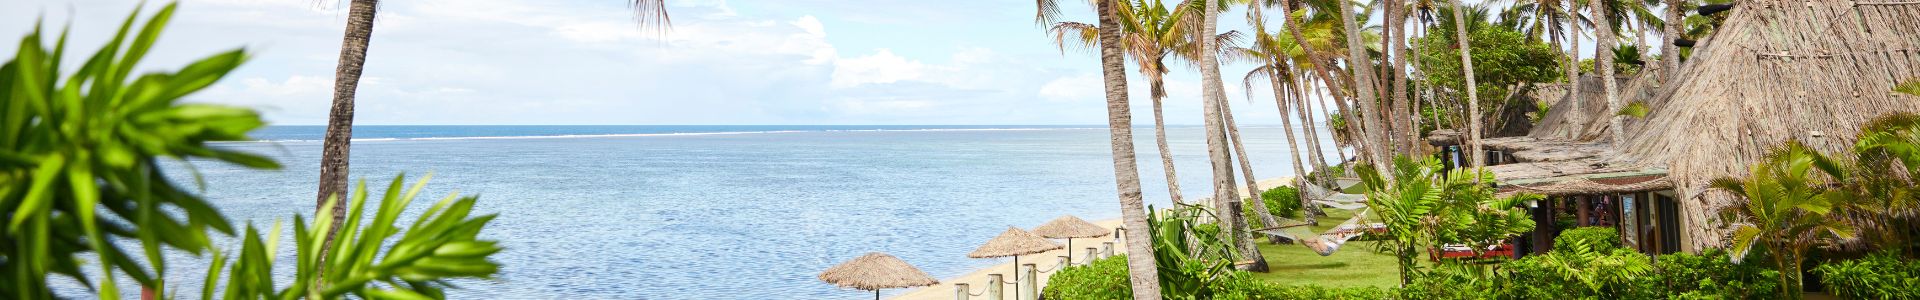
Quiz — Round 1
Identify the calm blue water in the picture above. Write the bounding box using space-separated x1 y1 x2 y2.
81 125 1335 299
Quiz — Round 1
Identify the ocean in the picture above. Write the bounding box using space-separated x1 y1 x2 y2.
120 125 1334 299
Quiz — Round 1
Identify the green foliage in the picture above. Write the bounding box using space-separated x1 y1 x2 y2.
1815 251 1920 299
1258 186 1303 219
1400 262 1505 299
1147 204 1240 299
1 4 276 298
1616 101 1649 118
1499 237 1656 299
1555 227 1622 253
1896 78 1920 97
204 175 502 299
1711 141 1856 297
1653 249 1780 299
1356 156 1538 285
1852 113 1920 256
1044 255 1135 300
0 5 503 299
1417 11 1562 119
1044 256 1389 300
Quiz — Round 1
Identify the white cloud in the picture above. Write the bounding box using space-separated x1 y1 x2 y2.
829 49 923 88
1039 73 1101 103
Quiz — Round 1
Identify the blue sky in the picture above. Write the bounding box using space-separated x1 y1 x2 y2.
0 0 1383 125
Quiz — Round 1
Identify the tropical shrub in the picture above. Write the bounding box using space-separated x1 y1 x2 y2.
1497 235 1656 299
1357 156 1537 285
1652 249 1780 299
1258 186 1302 219
1417 5 1562 129
1044 255 1134 300
1147 204 1240 299
0 4 502 298
1554 227 1622 252
1815 251 1920 299
1208 272 1389 300
1711 141 1856 297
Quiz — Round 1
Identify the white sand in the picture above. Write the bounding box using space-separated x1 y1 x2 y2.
888 177 1294 299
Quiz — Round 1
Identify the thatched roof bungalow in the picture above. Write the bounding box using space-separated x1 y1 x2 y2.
1467 0 1920 255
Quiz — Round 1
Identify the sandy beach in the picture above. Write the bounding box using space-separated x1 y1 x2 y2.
890 177 1295 299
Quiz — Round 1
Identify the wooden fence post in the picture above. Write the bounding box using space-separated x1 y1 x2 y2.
987 274 1004 300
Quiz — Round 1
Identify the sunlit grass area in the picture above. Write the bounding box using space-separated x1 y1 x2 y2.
1246 208 1400 288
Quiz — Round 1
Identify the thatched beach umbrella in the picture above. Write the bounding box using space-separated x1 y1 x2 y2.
1031 215 1109 261
818 252 939 300
968 227 1063 277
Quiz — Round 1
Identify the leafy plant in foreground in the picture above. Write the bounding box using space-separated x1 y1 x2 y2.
1 3 271 298
205 175 502 299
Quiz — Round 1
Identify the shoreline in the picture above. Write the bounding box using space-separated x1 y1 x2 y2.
890 176 1296 299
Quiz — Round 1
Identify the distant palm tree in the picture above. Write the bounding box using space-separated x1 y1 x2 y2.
1050 0 1196 205
1034 0 1164 297
1335 0 1395 177
313 0 671 275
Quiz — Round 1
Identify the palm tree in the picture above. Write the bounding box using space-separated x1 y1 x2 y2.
1333 0 1395 177
1586 0 1623 145
1711 142 1856 299
1034 0 1164 297
1270 0 1370 169
1188 0 1270 272
1446 0 1486 170
1564 0 1584 138
1659 0 1681 82
1050 0 1195 205
313 0 671 278
1235 10 1323 225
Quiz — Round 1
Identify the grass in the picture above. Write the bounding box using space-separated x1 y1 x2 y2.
1245 208 1402 288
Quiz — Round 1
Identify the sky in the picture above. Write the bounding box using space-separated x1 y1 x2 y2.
0 0 1578 126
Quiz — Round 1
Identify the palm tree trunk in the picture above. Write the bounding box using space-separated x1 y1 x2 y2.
1196 0 1267 272
1272 71 1321 225
1337 0 1395 172
1149 74 1186 205
1589 0 1623 145
1291 74 1330 177
318 0 377 250
1661 0 1680 83
1449 0 1485 171
1092 0 1162 297
1388 0 1416 156
1225 100 1282 243
1565 0 1584 139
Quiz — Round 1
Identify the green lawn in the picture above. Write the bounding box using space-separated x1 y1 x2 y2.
1245 208 1401 288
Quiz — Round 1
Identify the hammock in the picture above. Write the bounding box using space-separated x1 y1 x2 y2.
1254 208 1385 256
1300 180 1368 210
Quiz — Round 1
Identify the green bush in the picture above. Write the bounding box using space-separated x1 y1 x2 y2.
1258 186 1303 219
1044 255 1133 300
1045 256 1389 300
1555 227 1622 252
1816 251 1920 299
1653 249 1780 299
1498 239 1656 299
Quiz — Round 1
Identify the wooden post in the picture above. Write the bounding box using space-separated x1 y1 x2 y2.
955 283 970 300
1019 263 1039 300
987 274 1004 300
1100 242 1115 258
1083 247 1098 264
1056 255 1070 270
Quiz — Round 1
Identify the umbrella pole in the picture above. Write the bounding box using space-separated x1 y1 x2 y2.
1066 238 1074 262
875 289 880 300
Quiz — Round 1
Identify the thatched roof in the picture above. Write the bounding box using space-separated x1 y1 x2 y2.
818 252 939 291
1497 170 1672 197
967 227 1063 258
1031 215 1110 239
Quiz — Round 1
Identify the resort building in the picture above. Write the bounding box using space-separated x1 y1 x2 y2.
1436 0 1920 255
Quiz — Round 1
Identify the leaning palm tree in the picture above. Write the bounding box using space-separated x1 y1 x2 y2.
1335 0 1395 175
1233 11 1322 225
313 0 671 276
1051 0 1195 205
1185 0 1270 272
1034 0 1164 297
